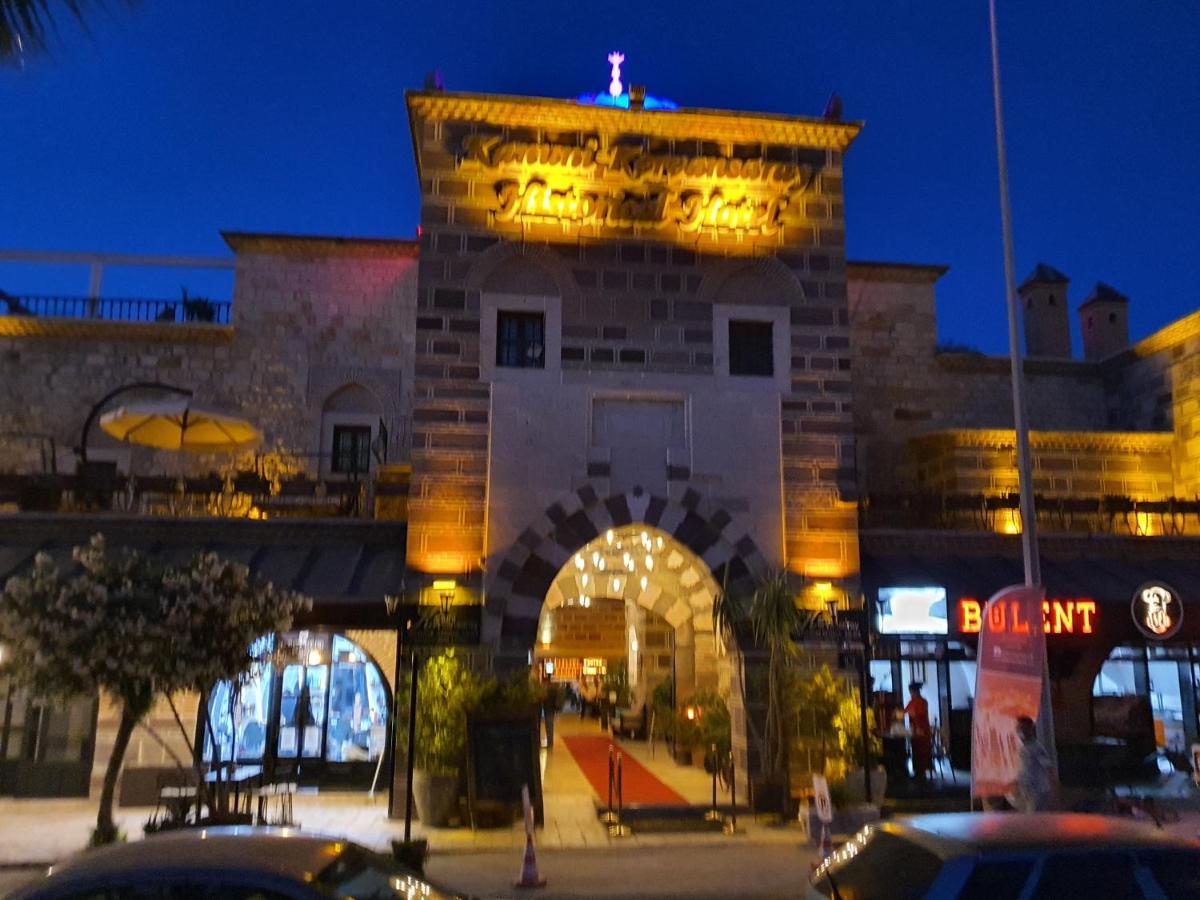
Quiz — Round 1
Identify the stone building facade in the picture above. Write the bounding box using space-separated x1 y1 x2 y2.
6 80 1200 800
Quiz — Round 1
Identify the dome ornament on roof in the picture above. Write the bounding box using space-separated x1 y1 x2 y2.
576 52 678 110
607 51 625 99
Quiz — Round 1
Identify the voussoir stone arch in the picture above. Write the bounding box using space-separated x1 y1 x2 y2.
485 484 769 647
698 256 809 307
465 241 579 300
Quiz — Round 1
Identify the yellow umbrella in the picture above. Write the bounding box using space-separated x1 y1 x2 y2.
99 399 262 453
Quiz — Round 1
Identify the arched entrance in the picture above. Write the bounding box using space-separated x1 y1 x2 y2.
487 486 769 649
535 525 726 705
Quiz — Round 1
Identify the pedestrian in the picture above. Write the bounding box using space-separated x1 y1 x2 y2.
905 681 932 782
1011 715 1056 812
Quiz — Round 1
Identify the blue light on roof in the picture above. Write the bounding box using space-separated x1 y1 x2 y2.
575 91 678 110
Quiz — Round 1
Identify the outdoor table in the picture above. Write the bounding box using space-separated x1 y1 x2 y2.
205 764 263 815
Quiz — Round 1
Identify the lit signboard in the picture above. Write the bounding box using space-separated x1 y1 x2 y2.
876 587 948 635
459 136 816 236
1132 581 1183 640
957 598 1097 636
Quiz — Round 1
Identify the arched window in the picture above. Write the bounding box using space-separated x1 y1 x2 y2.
320 384 383 478
204 632 390 770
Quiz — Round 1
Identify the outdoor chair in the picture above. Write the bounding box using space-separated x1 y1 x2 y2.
154 769 200 825
252 762 299 826
612 702 646 740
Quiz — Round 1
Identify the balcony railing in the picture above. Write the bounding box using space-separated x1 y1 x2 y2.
0 469 409 521
1 294 231 325
860 492 1200 537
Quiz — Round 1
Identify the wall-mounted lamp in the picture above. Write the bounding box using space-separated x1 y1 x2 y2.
433 578 457 612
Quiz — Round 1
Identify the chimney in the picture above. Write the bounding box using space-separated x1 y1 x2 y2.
1018 263 1071 358
629 85 646 111
1079 283 1130 361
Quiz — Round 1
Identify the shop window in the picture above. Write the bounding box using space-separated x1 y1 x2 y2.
949 661 977 710
1 677 94 767
204 632 389 770
205 636 275 765
331 425 372 474
728 320 774 377
496 311 545 369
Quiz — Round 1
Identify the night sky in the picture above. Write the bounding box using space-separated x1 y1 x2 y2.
2 1 1196 355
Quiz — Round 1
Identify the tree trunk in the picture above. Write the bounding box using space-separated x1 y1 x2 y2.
95 703 139 845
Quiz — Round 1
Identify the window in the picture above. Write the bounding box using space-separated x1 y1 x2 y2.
331 425 371 474
728 320 774 376
496 311 545 369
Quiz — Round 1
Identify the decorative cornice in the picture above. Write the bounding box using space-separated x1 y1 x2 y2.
222 231 419 260
406 90 863 151
908 428 1174 454
0 318 234 344
1126 308 1200 361
847 260 949 284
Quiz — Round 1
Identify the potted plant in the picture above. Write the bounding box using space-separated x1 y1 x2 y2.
403 650 483 828
672 709 702 765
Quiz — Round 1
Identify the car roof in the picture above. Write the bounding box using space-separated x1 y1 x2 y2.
37 827 346 885
886 813 1200 856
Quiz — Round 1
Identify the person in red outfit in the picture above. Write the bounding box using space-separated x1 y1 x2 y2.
905 681 933 782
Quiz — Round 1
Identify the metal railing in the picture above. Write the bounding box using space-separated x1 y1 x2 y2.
1 294 232 325
860 492 1200 537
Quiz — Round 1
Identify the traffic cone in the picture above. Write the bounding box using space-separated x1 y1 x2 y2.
514 832 546 888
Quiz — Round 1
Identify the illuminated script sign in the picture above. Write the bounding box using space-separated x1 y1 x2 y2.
460 136 818 235
958 597 1097 636
1132 581 1183 640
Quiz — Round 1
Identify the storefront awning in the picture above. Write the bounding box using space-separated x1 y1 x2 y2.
0 515 407 627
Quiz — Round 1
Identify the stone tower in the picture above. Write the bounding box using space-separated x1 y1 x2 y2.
1079 283 1130 361
1018 263 1071 358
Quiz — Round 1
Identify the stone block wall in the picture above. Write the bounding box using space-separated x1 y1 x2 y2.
407 91 861 584
907 430 1176 500
849 263 1111 494
0 235 418 478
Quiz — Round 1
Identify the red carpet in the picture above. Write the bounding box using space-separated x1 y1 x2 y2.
561 735 688 806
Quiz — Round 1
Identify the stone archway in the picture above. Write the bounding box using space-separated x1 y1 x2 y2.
485 484 770 648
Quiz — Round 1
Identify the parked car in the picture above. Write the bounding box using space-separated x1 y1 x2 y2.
11 827 464 899
808 812 1200 899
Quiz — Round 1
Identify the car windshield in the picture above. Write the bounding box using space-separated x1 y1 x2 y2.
316 845 453 899
811 830 944 900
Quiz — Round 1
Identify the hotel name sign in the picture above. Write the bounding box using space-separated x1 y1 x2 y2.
459 135 819 235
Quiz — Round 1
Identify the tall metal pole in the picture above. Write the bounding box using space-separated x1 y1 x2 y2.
989 0 1056 767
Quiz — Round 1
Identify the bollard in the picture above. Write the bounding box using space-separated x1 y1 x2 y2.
609 751 630 837
601 744 618 825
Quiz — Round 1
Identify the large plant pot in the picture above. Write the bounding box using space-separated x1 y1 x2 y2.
690 746 707 768
412 770 458 828
842 766 888 805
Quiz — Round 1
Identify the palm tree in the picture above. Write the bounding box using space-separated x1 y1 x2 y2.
713 569 817 813
1 1 135 59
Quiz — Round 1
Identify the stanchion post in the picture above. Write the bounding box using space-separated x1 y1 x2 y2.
609 751 630 837
705 743 721 822
601 743 617 825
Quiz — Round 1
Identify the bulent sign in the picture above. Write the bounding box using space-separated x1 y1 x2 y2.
460 135 817 235
1132 581 1183 639
957 598 1097 636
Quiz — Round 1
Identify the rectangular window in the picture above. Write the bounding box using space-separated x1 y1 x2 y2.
728 320 774 376
496 311 546 369
332 425 372 474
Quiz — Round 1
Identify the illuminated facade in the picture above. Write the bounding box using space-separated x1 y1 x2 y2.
8 72 1200 799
